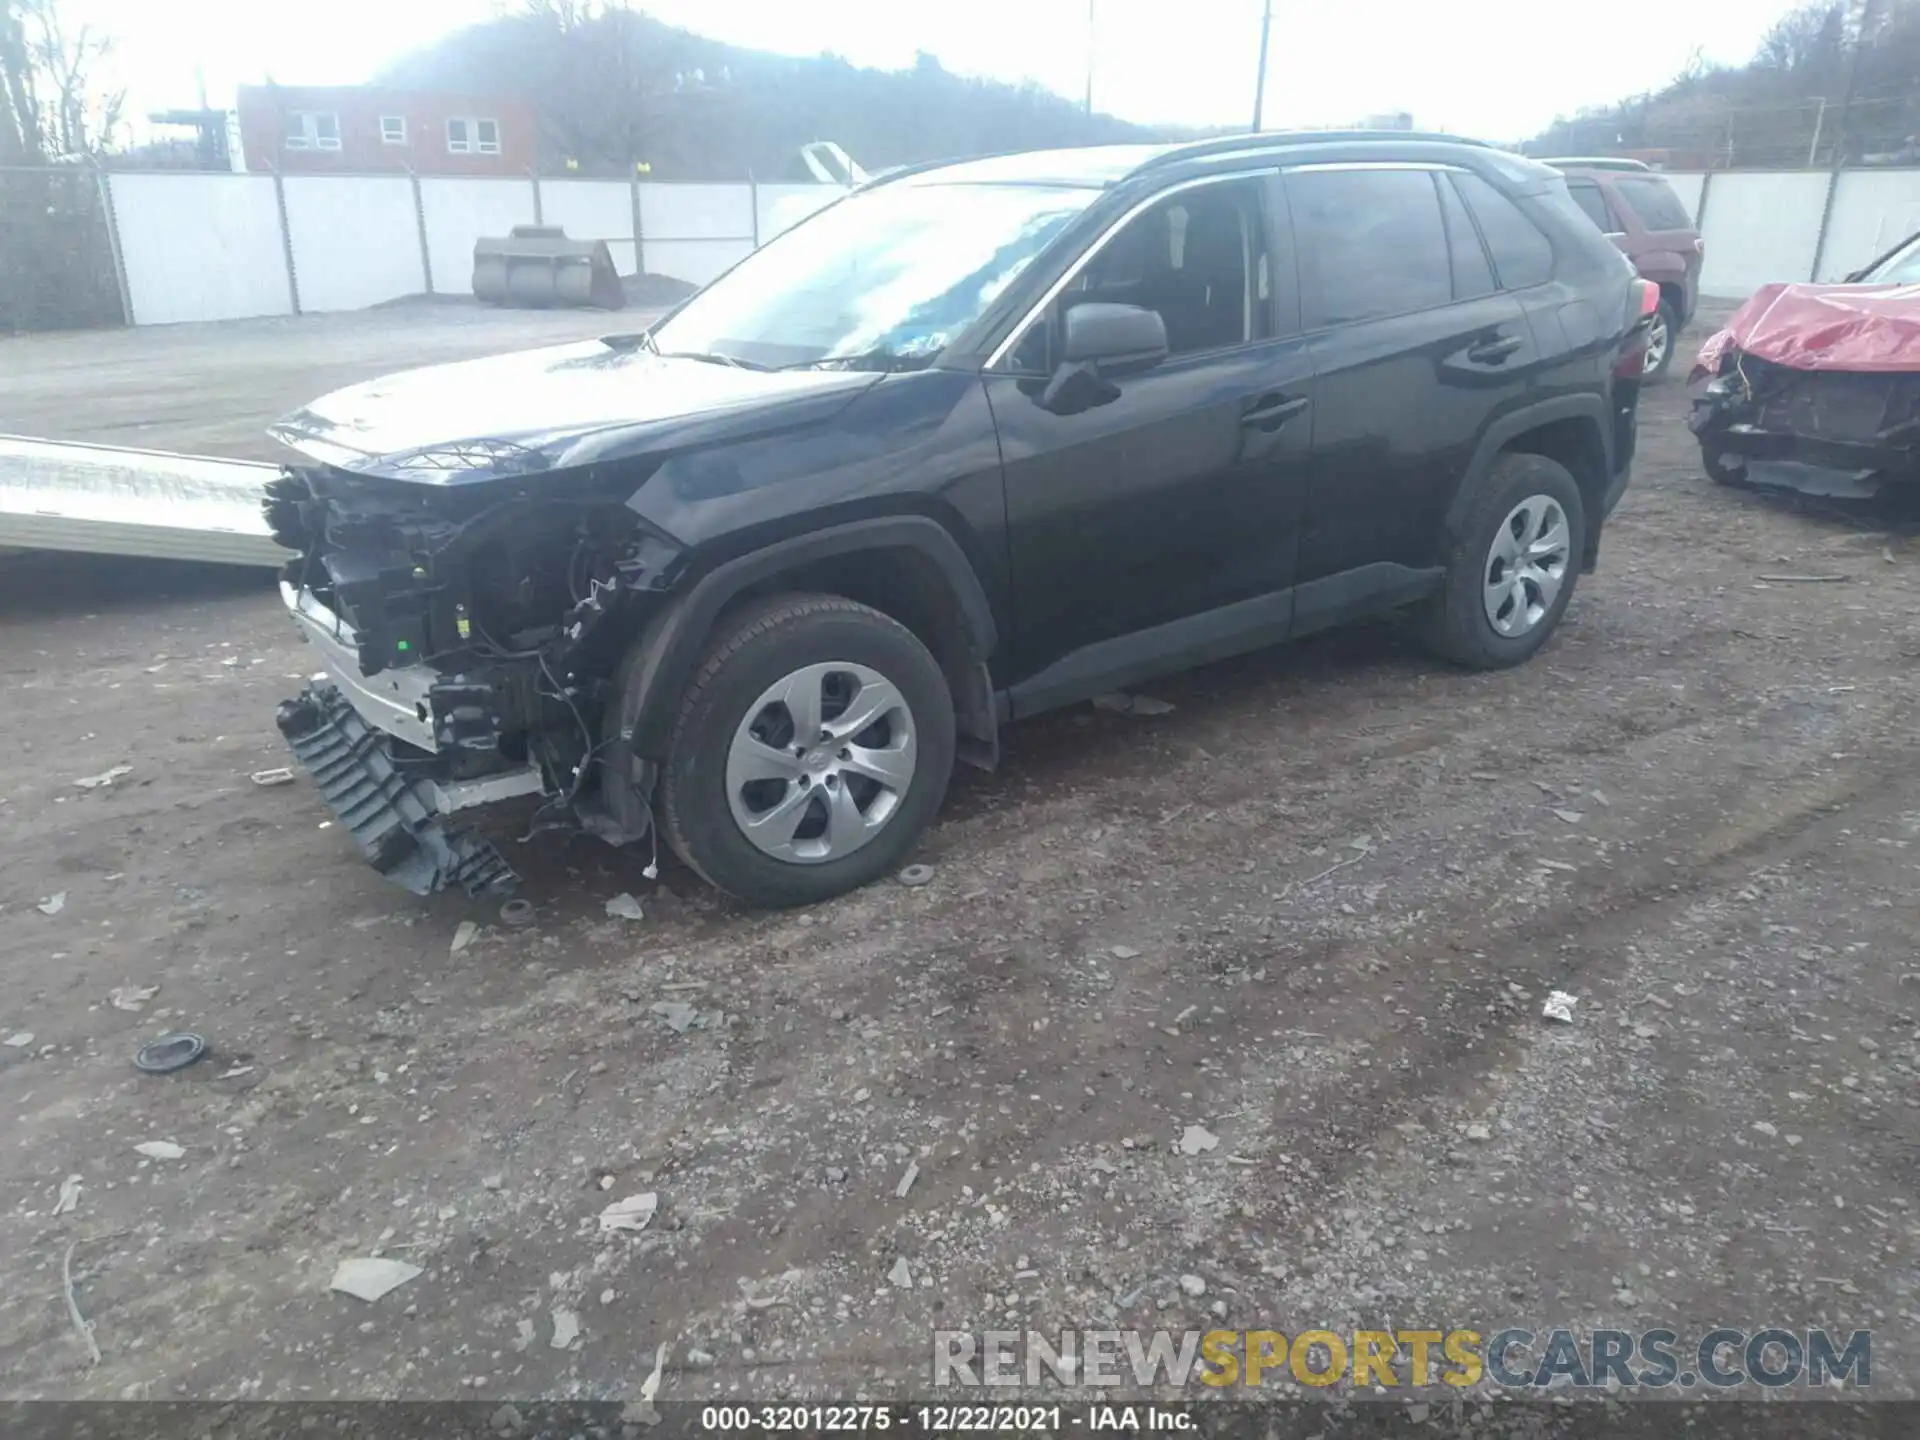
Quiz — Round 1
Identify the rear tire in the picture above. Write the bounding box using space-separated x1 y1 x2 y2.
1420 452 1586 670
658 593 955 908
1642 299 1678 382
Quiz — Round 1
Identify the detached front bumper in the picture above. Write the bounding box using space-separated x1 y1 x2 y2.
278 583 542 896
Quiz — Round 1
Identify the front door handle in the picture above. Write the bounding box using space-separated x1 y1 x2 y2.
1467 334 1524 365
1240 394 1310 430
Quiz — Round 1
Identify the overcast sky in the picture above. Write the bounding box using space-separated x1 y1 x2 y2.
79 0 1799 145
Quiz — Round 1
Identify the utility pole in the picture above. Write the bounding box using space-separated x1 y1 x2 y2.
1084 0 1095 115
1251 1 1272 132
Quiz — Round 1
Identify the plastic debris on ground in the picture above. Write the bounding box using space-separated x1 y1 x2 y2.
328 1257 423 1303
605 893 645 921
887 1257 913 1289
651 1000 696 1034
249 768 296 787
598 1192 659 1234
134 1032 207 1073
620 1343 670 1427
108 984 159 1012
1542 990 1578 1024
450 921 479 955
1092 692 1177 716
3 1031 33 1048
1177 1124 1220 1156
54 1175 82 1215
73 765 133 790
549 1308 581 1349
895 1161 919 1198
133 1141 184 1160
37 893 65 916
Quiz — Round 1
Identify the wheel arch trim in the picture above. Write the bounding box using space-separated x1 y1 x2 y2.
1444 394 1613 545
614 515 998 760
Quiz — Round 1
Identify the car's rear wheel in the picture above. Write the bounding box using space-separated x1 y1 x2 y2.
658 593 954 907
1641 299 1678 382
1420 452 1586 670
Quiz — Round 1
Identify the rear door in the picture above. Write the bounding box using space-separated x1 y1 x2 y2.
1284 164 1535 613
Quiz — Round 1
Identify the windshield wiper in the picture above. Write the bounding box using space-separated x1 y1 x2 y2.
777 347 923 374
653 348 774 372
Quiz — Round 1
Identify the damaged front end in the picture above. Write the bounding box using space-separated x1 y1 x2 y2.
265 456 682 894
1689 281 1920 501
1690 351 1920 500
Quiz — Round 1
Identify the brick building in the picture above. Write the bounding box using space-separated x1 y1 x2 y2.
234 85 537 176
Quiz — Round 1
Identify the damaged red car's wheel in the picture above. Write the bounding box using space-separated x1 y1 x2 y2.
1702 444 1748 487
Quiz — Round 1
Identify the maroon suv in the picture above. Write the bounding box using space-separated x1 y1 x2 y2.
1547 160 1704 380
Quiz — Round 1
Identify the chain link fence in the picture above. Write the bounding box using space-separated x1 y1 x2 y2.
0 167 126 334
1532 89 1920 171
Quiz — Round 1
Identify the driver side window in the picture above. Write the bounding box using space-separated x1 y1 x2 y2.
1009 178 1271 372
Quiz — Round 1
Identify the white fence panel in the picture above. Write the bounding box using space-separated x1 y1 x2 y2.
539 179 637 276
419 178 538 296
1661 171 1707 225
1816 169 1920 281
109 173 289 325
1696 171 1831 298
641 239 754 288
640 183 753 240
283 176 424 311
757 183 845 242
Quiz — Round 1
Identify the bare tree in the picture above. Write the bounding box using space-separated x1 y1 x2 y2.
0 0 122 162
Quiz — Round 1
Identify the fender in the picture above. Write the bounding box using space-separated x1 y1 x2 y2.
1444 393 1613 545
612 515 999 761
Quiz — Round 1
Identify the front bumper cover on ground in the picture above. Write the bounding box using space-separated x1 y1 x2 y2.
276 681 518 897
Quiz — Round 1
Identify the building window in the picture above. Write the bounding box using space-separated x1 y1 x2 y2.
284 111 341 152
380 115 408 145
447 117 501 155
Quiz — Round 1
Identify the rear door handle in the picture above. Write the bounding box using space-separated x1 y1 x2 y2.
1467 334 1524 365
1240 394 1310 430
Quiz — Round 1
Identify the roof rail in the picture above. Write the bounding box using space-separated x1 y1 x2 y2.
1136 129 1491 171
1542 156 1653 172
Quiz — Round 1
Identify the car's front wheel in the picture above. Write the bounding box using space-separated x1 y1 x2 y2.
658 593 955 907
1420 452 1586 670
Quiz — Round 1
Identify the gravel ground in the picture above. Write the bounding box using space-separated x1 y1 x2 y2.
2 302 1918 1411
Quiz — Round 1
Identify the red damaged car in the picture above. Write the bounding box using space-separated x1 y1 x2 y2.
1689 230 1920 501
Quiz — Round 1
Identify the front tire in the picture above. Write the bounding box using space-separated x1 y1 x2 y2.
1420 452 1586 670
658 593 955 907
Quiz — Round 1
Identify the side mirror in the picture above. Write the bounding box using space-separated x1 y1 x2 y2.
1062 302 1169 375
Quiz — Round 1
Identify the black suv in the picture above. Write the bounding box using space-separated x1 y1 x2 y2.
265 132 1651 907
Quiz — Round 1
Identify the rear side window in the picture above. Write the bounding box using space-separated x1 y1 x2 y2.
1436 172 1496 300
1451 172 1554 290
1564 179 1616 232
1288 169 1452 327
1615 177 1694 232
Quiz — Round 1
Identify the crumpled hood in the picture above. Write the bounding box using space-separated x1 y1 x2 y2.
1694 282 1920 378
269 337 880 482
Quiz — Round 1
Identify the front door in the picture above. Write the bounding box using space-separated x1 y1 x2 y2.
983 173 1315 708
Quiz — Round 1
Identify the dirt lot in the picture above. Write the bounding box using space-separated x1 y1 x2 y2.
3 301 1919 1409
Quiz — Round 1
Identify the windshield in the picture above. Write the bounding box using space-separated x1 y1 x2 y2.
1862 233 1920 284
646 182 1097 371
